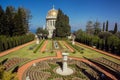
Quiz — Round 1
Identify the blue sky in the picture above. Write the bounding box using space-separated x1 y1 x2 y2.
0 0 120 32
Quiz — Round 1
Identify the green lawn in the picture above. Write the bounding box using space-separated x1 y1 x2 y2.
59 41 68 49
46 40 53 51
0 40 56 62
0 40 120 70
68 42 120 64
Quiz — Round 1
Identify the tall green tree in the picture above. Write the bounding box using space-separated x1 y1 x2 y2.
5 6 15 36
0 6 4 35
102 22 105 32
94 21 101 35
13 7 30 36
86 21 94 35
106 20 108 31
55 9 71 37
113 23 117 34
36 27 48 36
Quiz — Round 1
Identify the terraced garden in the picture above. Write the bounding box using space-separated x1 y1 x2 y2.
0 39 120 80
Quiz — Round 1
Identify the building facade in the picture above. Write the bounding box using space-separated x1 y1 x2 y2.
46 6 58 38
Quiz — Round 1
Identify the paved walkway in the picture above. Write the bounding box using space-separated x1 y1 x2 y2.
75 42 120 60
56 50 62 58
40 40 48 53
0 40 35 57
63 41 74 52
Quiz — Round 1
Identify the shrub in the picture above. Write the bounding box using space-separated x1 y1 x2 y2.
33 40 44 53
50 51 54 54
0 34 34 52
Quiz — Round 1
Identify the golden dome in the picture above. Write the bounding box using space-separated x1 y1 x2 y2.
47 6 58 17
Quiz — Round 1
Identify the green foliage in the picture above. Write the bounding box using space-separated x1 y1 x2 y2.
102 22 105 31
86 21 101 35
0 65 5 79
33 40 44 53
0 5 5 35
0 6 31 36
36 27 48 36
75 26 120 55
67 41 84 53
0 65 18 80
0 34 34 52
113 23 118 34
106 20 108 31
98 32 112 40
86 21 94 35
91 36 100 46
94 21 101 35
55 9 71 37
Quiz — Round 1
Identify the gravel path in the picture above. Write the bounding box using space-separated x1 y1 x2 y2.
40 40 48 53
56 50 62 58
63 41 74 52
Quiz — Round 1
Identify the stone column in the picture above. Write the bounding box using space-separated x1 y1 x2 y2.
72 35 75 45
47 20 48 26
62 53 69 71
51 20 52 26
51 20 53 26
53 20 55 26
49 20 50 26
36 35 39 44
52 20 54 26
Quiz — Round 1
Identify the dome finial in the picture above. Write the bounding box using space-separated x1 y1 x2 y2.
52 5 55 10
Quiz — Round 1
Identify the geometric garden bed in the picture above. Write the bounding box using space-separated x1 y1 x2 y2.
22 58 111 80
3 57 29 71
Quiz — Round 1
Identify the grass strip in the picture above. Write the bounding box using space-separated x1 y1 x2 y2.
33 40 44 53
67 41 84 53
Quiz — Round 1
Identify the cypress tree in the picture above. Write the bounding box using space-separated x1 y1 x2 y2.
106 20 108 31
94 21 101 35
113 23 117 34
55 9 71 37
0 6 4 35
103 22 105 32
5 6 15 36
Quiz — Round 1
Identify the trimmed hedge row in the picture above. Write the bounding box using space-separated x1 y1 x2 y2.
67 41 84 53
0 34 34 52
33 40 45 53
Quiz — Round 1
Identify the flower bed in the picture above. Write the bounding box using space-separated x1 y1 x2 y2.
90 57 120 79
23 59 109 80
3 57 29 71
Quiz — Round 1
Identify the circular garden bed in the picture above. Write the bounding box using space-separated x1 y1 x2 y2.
22 58 111 80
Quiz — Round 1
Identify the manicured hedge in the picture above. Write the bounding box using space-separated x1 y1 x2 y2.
0 34 34 52
67 41 84 53
33 40 45 53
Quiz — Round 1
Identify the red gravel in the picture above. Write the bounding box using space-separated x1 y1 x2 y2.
40 40 48 53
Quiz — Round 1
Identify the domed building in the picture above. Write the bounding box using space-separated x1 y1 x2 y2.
46 6 58 38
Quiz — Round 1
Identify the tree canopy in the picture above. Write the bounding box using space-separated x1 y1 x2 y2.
0 6 31 36
36 27 48 36
55 9 71 38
